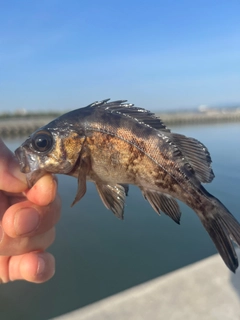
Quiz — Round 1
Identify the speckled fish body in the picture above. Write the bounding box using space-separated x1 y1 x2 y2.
15 99 240 272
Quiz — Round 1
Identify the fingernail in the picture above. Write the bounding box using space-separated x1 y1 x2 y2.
14 208 40 236
52 174 58 184
0 225 3 243
36 256 46 276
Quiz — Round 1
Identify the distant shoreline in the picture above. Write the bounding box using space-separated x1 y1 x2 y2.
158 109 240 125
1 109 240 138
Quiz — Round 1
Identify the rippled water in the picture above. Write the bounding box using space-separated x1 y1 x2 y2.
1 123 240 320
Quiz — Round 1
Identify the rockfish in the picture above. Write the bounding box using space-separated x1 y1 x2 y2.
15 99 240 272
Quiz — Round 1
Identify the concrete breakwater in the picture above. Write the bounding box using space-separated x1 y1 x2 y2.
0 117 55 138
160 109 240 125
0 110 240 138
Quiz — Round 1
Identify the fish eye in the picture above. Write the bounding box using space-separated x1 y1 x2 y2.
32 131 53 152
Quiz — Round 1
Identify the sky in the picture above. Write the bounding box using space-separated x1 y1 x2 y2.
1 0 240 112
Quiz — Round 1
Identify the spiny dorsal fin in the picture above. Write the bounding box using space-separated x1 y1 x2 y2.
141 188 181 224
89 99 170 132
170 133 215 183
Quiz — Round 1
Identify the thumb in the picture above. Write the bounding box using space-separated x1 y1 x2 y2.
0 139 27 193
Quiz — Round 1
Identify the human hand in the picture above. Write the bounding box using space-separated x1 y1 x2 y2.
0 139 61 283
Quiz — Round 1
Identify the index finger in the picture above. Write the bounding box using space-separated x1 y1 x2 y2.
25 174 58 206
0 139 27 193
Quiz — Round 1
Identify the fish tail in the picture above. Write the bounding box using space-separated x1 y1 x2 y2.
197 190 240 272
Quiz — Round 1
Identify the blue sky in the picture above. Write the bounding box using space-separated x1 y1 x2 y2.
1 0 240 112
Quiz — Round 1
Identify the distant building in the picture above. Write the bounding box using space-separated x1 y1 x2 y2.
14 108 27 115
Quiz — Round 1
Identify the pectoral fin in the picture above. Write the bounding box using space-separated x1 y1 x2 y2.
71 170 87 207
71 156 91 207
142 189 181 224
95 183 128 220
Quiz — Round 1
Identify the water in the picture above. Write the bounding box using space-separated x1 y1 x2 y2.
1 123 240 320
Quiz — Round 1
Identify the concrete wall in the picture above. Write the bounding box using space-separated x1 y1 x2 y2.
54 251 240 320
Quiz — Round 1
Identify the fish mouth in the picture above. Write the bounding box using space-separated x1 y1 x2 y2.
15 146 46 188
25 170 47 188
15 146 31 173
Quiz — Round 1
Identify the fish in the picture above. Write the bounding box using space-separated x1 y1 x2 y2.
15 99 240 272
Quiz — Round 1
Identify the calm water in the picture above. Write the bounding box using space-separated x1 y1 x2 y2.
1 123 240 320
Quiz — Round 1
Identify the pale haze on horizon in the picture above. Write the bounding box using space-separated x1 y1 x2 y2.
1 1 240 112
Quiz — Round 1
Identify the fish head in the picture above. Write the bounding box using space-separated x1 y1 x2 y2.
15 124 85 188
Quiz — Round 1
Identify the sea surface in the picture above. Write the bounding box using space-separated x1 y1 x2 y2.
1 123 240 320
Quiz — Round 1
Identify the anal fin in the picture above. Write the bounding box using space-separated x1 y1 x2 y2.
142 189 181 224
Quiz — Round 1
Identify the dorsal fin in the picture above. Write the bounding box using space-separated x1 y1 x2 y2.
87 99 213 184
170 133 215 183
88 99 170 132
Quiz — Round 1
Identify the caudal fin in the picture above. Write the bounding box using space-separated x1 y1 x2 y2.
198 194 240 272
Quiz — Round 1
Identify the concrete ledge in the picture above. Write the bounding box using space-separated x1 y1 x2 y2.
53 251 240 320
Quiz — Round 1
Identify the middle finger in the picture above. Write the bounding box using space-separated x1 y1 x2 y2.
0 227 55 256
2 195 61 238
